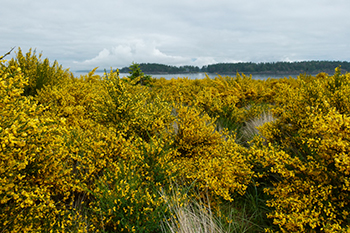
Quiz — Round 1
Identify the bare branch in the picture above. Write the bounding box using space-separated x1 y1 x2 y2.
0 47 16 60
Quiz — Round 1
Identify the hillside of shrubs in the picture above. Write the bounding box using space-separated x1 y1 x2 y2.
1 48 350 232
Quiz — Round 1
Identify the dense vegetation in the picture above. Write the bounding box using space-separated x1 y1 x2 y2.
118 63 200 74
206 61 350 74
1 48 350 232
118 61 350 75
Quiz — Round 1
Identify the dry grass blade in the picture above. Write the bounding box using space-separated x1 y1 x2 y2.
160 186 224 233
242 110 275 143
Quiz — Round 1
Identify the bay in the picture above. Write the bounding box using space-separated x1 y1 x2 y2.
137 73 300 80
74 70 300 80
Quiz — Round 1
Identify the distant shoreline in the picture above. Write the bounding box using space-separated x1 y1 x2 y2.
75 60 350 76
72 71 305 80
74 70 329 76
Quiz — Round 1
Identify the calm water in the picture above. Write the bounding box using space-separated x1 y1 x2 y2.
74 71 299 80
137 73 299 80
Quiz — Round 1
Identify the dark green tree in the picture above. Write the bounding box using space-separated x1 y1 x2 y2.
127 62 152 86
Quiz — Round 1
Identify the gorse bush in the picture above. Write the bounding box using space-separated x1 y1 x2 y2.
93 69 174 140
7 48 74 96
258 68 350 232
0 52 176 232
172 105 253 203
1 48 350 232
0 58 72 232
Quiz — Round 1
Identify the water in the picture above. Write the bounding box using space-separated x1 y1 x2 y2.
73 70 299 80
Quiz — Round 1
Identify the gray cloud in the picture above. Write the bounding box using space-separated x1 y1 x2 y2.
2 0 350 70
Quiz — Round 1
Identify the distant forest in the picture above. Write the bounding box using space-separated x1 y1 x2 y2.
118 61 350 74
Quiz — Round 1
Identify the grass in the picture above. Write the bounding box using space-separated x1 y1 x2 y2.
160 182 268 233
219 203 265 233
240 110 275 145
160 183 224 233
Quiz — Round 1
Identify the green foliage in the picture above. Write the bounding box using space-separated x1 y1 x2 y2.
120 61 350 75
206 61 350 74
127 62 152 86
119 62 200 74
88 136 176 233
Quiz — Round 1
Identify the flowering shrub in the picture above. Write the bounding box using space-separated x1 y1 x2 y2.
93 69 175 140
35 68 103 128
0 59 72 232
0 55 178 232
7 48 73 96
259 68 350 232
2 48 350 232
173 105 253 202
87 135 177 232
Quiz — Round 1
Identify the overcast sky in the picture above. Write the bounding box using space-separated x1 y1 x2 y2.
2 0 350 70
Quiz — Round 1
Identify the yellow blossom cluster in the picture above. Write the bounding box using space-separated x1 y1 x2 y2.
152 73 278 124
0 59 73 232
258 68 350 232
0 54 176 232
172 105 253 202
2 48 350 232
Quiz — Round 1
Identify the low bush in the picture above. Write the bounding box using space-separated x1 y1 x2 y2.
2 48 350 232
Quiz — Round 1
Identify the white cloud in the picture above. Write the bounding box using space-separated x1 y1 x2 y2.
2 0 350 70
73 39 215 69
81 48 111 64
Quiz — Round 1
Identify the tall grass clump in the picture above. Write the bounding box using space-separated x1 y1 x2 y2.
160 182 268 233
240 109 275 145
160 184 225 233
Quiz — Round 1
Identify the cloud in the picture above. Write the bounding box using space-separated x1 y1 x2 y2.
73 39 218 69
3 0 350 71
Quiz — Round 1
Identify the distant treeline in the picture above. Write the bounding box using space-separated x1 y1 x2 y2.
119 63 200 74
118 61 350 74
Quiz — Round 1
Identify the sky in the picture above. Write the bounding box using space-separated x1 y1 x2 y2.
2 0 350 71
